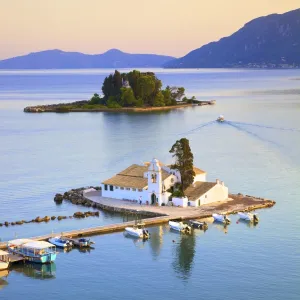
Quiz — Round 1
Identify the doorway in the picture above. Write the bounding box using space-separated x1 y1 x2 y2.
151 193 156 205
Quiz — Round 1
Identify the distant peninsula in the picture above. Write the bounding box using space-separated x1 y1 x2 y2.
24 70 215 113
0 49 175 69
164 8 300 69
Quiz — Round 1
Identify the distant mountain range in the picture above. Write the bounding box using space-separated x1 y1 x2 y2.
0 49 175 69
165 8 300 68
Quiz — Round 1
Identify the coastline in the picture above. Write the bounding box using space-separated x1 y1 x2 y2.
23 101 215 113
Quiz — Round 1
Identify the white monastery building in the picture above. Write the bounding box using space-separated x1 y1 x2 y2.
101 158 228 207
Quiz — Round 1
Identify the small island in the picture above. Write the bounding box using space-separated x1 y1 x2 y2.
24 70 215 113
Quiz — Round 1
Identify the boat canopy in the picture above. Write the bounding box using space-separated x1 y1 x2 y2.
23 241 55 249
8 239 54 249
8 239 32 246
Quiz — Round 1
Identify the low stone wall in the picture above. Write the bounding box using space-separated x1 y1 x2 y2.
0 211 100 227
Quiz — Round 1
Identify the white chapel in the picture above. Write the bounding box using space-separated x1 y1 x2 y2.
101 158 228 207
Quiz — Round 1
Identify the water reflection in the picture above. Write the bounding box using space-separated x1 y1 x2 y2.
11 262 56 280
237 219 259 228
0 270 9 291
172 232 196 280
148 226 164 259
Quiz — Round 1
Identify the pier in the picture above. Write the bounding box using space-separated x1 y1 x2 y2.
0 193 275 250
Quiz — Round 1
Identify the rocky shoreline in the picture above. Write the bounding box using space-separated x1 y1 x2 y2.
57 187 167 217
23 101 215 113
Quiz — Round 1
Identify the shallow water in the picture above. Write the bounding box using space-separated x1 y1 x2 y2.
0 68 299 299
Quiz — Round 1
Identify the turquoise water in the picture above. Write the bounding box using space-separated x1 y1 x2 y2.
0 69 299 299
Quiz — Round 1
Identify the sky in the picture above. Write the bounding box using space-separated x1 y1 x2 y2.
0 0 299 59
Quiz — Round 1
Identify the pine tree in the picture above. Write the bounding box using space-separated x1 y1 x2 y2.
169 138 195 191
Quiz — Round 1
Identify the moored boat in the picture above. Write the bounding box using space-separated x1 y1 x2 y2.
217 115 225 122
238 212 259 222
67 237 95 248
7 239 56 264
188 220 208 230
212 213 231 224
125 227 150 239
169 221 192 233
48 237 73 248
0 250 10 270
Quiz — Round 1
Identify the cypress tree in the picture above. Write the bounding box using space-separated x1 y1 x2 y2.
169 138 195 191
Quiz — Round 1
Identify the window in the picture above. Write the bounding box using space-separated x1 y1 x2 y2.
110 185 114 191
121 187 124 190
132 188 136 191
104 184 108 191
170 178 174 183
138 189 143 192
205 194 207 198
126 188 130 191
115 186 119 189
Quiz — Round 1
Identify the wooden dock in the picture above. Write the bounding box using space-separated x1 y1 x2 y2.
0 216 170 250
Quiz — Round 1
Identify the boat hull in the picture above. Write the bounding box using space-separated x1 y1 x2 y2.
48 238 72 248
238 212 259 222
7 248 56 264
125 227 142 238
212 214 230 224
0 262 9 271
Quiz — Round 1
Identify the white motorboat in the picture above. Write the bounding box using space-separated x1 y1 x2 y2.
217 115 225 122
212 214 231 224
125 227 150 239
238 212 259 222
48 237 73 248
0 250 9 271
169 221 192 233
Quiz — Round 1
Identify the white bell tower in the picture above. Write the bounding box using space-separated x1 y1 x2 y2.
147 158 163 205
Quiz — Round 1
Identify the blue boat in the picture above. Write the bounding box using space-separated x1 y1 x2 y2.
7 239 57 264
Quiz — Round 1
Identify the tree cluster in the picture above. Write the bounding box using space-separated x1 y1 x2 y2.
89 70 187 108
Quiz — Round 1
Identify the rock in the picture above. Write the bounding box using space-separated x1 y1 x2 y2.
54 193 63 204
11 222 16 225
44 216 50 222
0 223 3 226
94 211 100 216
35 216 43 223
57 216 63 221
73 212 85 218
16 221 24 225
4 222 9 226
51 216 56 220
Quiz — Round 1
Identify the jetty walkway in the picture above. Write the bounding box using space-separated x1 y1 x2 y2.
0 192 275 250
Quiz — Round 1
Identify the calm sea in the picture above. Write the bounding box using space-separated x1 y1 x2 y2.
0 69 299 299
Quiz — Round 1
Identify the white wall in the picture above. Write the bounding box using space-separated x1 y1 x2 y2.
101 183 148 203
194 173 206 182
187 182 228 207
172 196 188 207
162 174 177 191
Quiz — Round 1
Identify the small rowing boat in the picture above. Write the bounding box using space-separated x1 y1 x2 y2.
125 227 150 239
212 214 231 224
238 212 259 222
188 220 208 230
169 221 192 233
48 237 73 248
